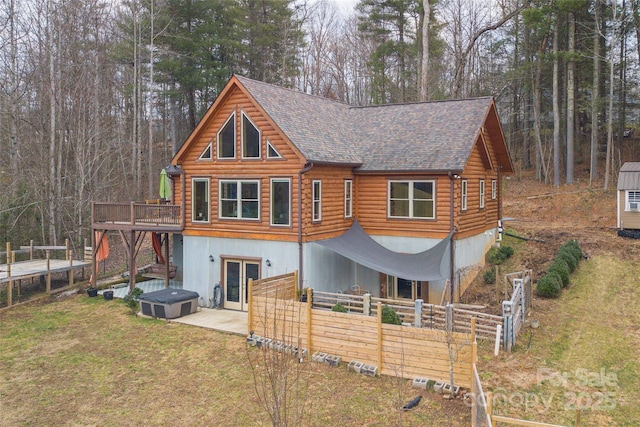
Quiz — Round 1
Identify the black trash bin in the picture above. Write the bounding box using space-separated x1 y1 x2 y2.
103 290 114 300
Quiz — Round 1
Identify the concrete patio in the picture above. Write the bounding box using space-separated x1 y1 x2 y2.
98 279 247 336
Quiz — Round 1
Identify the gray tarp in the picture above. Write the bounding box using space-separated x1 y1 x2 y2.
315 220 452 281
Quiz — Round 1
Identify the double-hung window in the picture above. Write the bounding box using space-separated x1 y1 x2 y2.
491 179 497 200
479 179 485 209
312 180 322 222
461 180 468 211
627 191 640 211
388 180 435 219
344 180 353 218
271 179 290 226
219 180 259 219
192 178 210 222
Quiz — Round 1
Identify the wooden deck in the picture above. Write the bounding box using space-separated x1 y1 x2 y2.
92 202 183 232
0 259 91 284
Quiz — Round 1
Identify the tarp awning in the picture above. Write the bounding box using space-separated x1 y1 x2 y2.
315 220 452 281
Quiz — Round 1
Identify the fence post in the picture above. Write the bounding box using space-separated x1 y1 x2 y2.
414 299 423 328
306 287 312 359
502 301 513 352
377 301 382 373
363 292 371 316
445 303 454 332
247 278 253 335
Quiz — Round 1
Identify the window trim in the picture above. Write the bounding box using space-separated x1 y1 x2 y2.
491 179 497 200
217 112 236 159
312 180 322 222
461 180 468 212
191 177 210 223
219 179 260 220
627 190 640 211
270 178 291 226
479 179 485 209
266 140 283 159
387 180 435 220
198 143 212 160
344 179 353 218
241 111 261 159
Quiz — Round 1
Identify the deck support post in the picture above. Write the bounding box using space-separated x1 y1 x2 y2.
46 251 51 294
164 233 170 288
129 230 136 291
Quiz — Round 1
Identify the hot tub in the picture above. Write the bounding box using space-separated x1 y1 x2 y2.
138 288 199 319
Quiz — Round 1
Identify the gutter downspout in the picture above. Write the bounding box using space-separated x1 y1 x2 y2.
298 162 314 290
497 165 502 225
448 172 456 304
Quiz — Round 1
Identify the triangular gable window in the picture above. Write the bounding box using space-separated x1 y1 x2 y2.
198 143 212 160
218 112 236 159
267 140 282 159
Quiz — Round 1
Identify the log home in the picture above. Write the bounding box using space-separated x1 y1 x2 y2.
168 75 513 310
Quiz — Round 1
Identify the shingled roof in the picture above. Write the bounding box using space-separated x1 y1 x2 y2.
233 75 505 172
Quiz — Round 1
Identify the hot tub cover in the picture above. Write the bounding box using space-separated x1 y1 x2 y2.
138 288 199 304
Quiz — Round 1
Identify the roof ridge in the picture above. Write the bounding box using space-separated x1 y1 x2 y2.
234 74 351 108
349 96 493 110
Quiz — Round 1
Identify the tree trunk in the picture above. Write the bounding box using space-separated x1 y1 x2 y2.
148 0 155 199
553 20 560 186
566 11 575 184
533 36 549 182
605 2 617 191
590 0 600 186
420 0 430 102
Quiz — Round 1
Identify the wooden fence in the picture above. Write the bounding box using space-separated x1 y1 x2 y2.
312 291 503 343
248 272 475 388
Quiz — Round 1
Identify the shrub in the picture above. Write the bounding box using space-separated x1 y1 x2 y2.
500 246 515 257
483 269 496 284
381 304 402 325
122 287 143 314
563 240 582 260
332 302 348 313
548 258 570 288
536 274 562 298
557 247 578 272
486 245 514 265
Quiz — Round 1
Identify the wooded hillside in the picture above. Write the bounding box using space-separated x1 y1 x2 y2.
1 0 638 247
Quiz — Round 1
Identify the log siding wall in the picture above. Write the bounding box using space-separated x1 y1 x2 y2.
175 84 504 244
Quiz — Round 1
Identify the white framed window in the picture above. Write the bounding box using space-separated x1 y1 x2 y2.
344 180 353 218
198 143 212 160
267 140 282 159
627 191 640 211
192 178 210 222
491 179 497 200
242 112 260 159
270 178 291 226
312 180 322 222
219 180 260 219
479 179 485 209
388 180 435 219
461 180 468 211
217 112 236 159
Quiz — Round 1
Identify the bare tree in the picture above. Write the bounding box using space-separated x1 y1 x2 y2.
420 0 430 102
590 0 601 187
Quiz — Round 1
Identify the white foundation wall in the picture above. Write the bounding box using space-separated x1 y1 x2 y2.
182 235 299 307
181 229 495 306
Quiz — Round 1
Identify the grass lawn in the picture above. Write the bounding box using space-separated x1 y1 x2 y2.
0 294 470 426
479 254 640 426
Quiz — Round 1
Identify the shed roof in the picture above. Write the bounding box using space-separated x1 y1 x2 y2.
618 162 640 190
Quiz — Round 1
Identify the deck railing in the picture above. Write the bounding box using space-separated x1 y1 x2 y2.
92 202 182 227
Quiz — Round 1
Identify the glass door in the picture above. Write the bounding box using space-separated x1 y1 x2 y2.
224 259 260 311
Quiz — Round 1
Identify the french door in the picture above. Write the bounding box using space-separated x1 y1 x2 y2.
223 259 260 311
